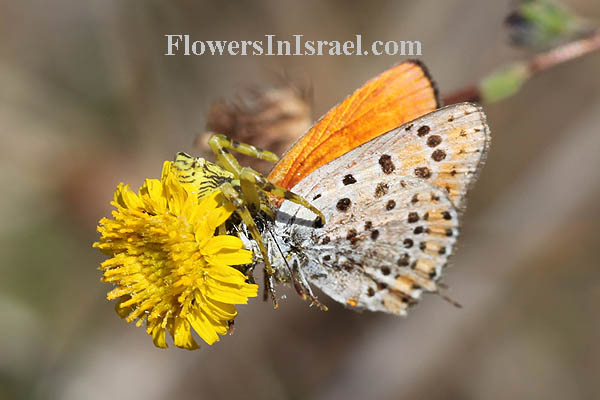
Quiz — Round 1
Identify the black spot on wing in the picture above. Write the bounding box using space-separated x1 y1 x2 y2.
378 155 395 174
343 174 357 185
375 182 389 198
417 125 430 137
336 198 351 212
414 167 432 179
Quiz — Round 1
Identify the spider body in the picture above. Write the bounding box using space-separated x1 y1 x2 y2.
173 134 325 306
175 156 235 198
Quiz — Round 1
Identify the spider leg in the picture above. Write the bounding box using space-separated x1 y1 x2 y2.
208 133 279 165
240 167 326 226
219 182 278 308
208 133 324 225
208 134 263 214
260 202 276 220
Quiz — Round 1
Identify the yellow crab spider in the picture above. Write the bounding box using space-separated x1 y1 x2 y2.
173 133 325 306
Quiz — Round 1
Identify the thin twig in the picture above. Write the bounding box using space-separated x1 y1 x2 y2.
444 29 600 105
529 28 600 73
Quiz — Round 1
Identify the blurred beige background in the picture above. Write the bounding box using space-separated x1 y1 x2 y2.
2 1 599 399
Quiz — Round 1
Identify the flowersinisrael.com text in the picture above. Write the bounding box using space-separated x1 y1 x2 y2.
165 34 422 56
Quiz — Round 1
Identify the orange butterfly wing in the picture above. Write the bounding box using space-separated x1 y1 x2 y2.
268 60 440 190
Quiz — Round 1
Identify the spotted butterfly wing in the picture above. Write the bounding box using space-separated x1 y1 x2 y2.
285 102 489 211
274 176 458 314
269 103 490 314
268 60 440 190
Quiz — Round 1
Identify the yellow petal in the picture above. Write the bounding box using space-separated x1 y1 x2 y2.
114 184 144 210
199 191 235 227
206 264 250 285
204 298 238 320
194 220 215 247
202 235 244 255
205 280 257 304
207 248 253 266
152 326 168 349
173 318 199 350
160 161 172 181
187 312 219 345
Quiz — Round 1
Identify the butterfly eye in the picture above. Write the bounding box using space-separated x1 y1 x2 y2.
313 218 324 229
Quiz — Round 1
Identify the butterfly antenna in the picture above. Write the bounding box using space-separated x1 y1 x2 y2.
435 283 463 309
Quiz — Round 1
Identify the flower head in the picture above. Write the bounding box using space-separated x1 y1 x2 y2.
94 161 257 350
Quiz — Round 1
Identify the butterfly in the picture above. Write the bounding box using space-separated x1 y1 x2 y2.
260 66 490 315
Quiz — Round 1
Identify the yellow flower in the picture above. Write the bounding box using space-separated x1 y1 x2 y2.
93 161 258 350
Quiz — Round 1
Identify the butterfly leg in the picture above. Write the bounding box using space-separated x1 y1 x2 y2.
219 182 278 308
289 258 328 311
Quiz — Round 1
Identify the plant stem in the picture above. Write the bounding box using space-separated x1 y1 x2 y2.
444 29 600 105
